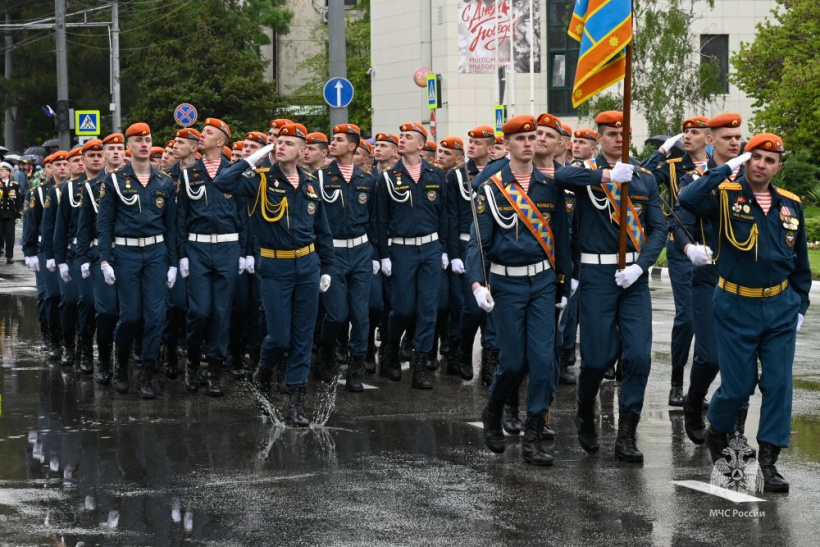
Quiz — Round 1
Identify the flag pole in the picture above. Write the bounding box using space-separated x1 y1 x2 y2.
617 17 634 270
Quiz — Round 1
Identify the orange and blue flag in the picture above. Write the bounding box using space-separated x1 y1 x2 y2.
567 0 633 108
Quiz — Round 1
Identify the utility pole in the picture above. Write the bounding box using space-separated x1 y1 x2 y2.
55 0 70 150
4 13 14 151
111 0 121 132
327 0 347 126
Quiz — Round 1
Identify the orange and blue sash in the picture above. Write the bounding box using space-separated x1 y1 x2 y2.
601 182 645 251
490 173 556 270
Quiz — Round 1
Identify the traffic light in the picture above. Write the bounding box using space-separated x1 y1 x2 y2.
56 100 70 132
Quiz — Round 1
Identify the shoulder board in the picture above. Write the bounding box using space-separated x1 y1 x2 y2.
776 187 802 203
638 167 652 175
111 167 122 173
666 158 682 164
257 167 270 174
304 171 317 180
161 171 171 177
718 182 742 191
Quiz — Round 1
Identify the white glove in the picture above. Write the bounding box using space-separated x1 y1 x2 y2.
556 296 568 310
473 286 495 313
726 152 752 172
319 274 331 293
441 253 449 270
81 263 90 279
685 244 713 267
660 133 684 155
246 144 275 168
46 258 56 272
167 266 178 289
179 257 190 278
614 264 644 289
381 258 392 277
610 162 635 183
26 256 39 272
570 278 579 298
451 258 465 274
101 263 116 285
797 314 804 332
372 260 380 275
245 256 255 274
238 256 246 274
58 263 71 283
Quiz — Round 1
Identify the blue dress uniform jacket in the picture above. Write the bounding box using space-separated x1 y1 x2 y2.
75 172 107 264
22 180 53 257
53 176 86 265
446 165 473 259
316 161 379 242
39 184 63 261
23 180 61 328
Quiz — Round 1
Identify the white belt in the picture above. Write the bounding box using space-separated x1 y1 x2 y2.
390 233 439 246
188 233 239 244
38 236 42 243
332 234 368 248
459 233 471 242
115 234 164 247
490 260 551 277
580 252 639 265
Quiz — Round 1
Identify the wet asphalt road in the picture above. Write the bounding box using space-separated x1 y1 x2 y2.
1 257 820 546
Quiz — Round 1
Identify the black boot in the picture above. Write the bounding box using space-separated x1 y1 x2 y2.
543 410 556 440
438 314 450 357
40 322 50 352
481 397 506 453
60 332 75 367
229 352 246 380
733 409 756 458
559 348 576 384
502 390 522 435
345 355 365 392
95 344 113 386
614 412 644 463
411 351 433 390
426 333 439 371
576 398 599 453
683 392 706 445
252 366 273 395
79 332 94 375
399 334 413 362
247 348 260 377
481 348 499 387
603 365 616 380
47 324 62 361
206 360 224 397
363 329 377 375
275 359 289 394
379 340 402 382
112 346 130 394
455 339 474 380
184 352 200 393
668 367 684 406
758 441 789 493
314 342 337 383
522 414 554 466
164 338 180 380
287 385 311 427
336 327 349 367
704 426 730 463
139 359 157 399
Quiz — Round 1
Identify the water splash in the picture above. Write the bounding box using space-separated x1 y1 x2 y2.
84 495 96 511
239 379 284 426
311 371 344 427
107 510 119 530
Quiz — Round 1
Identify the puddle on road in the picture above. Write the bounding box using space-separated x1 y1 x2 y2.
790 415 820 463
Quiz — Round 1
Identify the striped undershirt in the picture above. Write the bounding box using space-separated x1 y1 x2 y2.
475 164 486 173
203 158 221 179
337 164 354 183
731 166 741 181
754 191 772 215
405 163 422 183
136 173 150 186
513 170 533 193
286 174 300 189
537 166 555 178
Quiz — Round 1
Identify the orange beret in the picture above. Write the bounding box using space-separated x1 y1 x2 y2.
174 128 201 141
536 113 562 133
43 154 54 165
125 122 151 138
244 131 268 145
204 118 231 139
81 139 104 153
440 137 464 151
52 150 69 162
278 123 308 139
222 146 232 158
574 129 599 141
399 122 428 138
66 147 83 159
306 132 328 145
165 140 176 149
745 133 784 154
501 115 537 136
358 140 374 156
375 133 399 146
102 133 124 145
269 118 293 129
682 116 710 130
333 124 361 137
150 147 165 158
424 140 438 152
561 124 573 137
231 141 244 151
594 111 623 127
125 150 132 158
468 125 495 139
495 136 504 145
707 113 742 129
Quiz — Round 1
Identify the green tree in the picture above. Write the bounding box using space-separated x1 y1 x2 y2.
731 0 820 158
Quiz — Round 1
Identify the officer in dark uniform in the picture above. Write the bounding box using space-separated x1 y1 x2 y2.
97 122 178 399
214 123 335 427
679 133 810 493
76 134 123 385
230 141 244 163
177 118 247 397
0 161 24 263
558 111 667 462
376 122 449 389
470 115 572 465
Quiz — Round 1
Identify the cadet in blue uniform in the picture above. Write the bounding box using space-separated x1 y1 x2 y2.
642 116 711 406
76 134 124 385
0 162 24 263
177 118 247 397
376 122 449 389
470 115 572 465
557 111 667 462
97 122 178 399
679 133 810 493
315 124 378 392
213 123 334 427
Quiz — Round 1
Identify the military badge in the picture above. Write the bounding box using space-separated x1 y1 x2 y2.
427 190 437 202
29 196 35 209
742 205 750 214
634 203 643 215
307 202 316 215
543 212 551 223
8 189 15 199
332 176 340 182
44 195 51 208
476 195 486 214
732 202 742 214
124 176 131 189
155 197 165 209
99 184 106 198
565 199 575 213
785 230 795 247
358 192 368 204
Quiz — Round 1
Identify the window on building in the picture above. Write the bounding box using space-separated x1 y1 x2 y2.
700 34 730 95
547 0 580 116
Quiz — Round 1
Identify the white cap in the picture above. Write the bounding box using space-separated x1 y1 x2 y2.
0 161 13 171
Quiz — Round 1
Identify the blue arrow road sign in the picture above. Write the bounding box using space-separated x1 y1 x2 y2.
323 78 354 109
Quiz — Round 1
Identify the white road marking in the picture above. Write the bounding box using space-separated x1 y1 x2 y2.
466 421 516 436
672 480 766 503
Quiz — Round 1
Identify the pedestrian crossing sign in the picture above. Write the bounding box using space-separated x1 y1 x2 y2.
494 105 506 137
427 74 441 110
75 110 101 136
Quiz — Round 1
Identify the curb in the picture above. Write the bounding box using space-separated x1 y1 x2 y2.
650 267 669 281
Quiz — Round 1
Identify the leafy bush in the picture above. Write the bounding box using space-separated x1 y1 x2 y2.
773 149 820 200
805 217 820 243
